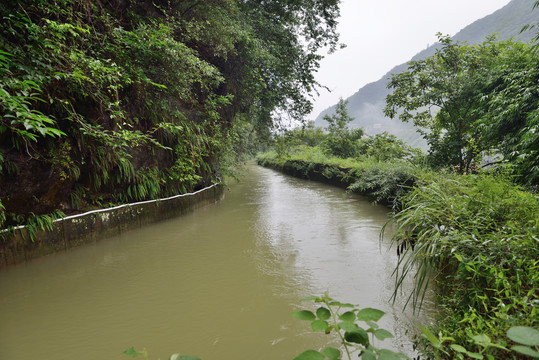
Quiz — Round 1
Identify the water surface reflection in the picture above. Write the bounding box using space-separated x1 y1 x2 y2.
0 164 432 360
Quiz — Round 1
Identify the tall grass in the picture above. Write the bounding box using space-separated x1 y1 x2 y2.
258 145 538 357
257 146 422 207
388 173 539 355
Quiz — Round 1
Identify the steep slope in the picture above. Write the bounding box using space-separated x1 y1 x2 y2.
315 0 538 148
0 0 341 230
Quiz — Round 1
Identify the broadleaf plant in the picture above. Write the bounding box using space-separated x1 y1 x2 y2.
293 292 409 360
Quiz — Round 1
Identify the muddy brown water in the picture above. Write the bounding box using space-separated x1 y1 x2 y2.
0 164 433 360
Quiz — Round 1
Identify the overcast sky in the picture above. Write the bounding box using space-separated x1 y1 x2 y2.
309 0 512 119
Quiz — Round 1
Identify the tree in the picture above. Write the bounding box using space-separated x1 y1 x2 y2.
0 0 344 228
521 0 539 52
357 132 421 162
286 121 326 147
384 34 536 176
385 33 538 184
478 41 539 187
322 99 364 158
236 0 343 132
385 34 488 173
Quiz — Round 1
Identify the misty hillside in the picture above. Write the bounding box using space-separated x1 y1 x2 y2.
315 0 538 148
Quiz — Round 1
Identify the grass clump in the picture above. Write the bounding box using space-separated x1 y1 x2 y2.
390 173 539 358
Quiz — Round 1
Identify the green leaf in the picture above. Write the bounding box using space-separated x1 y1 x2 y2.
311 319 329 331
361 349 376 360
472 334 491 347
377 349 407 359
316 307 331 320
293 350 325 360
338 321 359 332
467 352 483 359
179 356 201 360
510 345 539 358
339 311 356 322
356 308 385 322
344 329 369 345
292 310 316 321
374 329 394 341
123 347 144 357
338 303 356 308
507 326 539 346
322 347 341 360
450 344 468 353
365 321 379 329
300 296 319 302
418 325 441 349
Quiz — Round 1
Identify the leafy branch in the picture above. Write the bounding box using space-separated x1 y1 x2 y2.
292 293 408 360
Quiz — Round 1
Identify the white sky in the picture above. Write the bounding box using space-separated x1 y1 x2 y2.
309 0 512 119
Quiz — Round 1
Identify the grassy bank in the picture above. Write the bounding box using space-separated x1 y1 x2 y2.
257 147 422 209
257 147 539 359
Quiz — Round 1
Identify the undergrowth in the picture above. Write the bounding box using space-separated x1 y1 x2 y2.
257 146 422 208
257 146 539 359
390 174 539 359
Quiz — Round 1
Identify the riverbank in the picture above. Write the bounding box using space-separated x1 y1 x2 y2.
0 183 225 269
257 150 420 210
0 164 420 360
257 148 539 359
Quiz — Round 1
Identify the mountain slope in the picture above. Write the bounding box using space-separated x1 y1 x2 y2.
315 0 538 148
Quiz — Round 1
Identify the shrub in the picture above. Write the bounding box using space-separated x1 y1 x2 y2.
389 173 539 358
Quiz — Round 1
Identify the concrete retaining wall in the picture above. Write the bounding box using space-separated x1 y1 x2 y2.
0 183 225 269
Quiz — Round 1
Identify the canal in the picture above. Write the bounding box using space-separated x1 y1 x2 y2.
0 164 431 359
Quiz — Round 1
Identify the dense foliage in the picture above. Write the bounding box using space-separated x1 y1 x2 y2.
315 0 539 151
385 34 538 186
258 145 539 359
257 133 423 208
0 0 341 230
272 102 420 164
389 173 538 358
322 99 364 158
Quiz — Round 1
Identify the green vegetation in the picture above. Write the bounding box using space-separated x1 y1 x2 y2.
385 34 538 183
0 0 341 233
292 294 539 360
315 0 539 150
258 134 538 359
389 174 538 358
416 324 539 360
258 146 420 208
292 293 408 360
257 31 538 355
258 103 425 208
322 99 364 158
